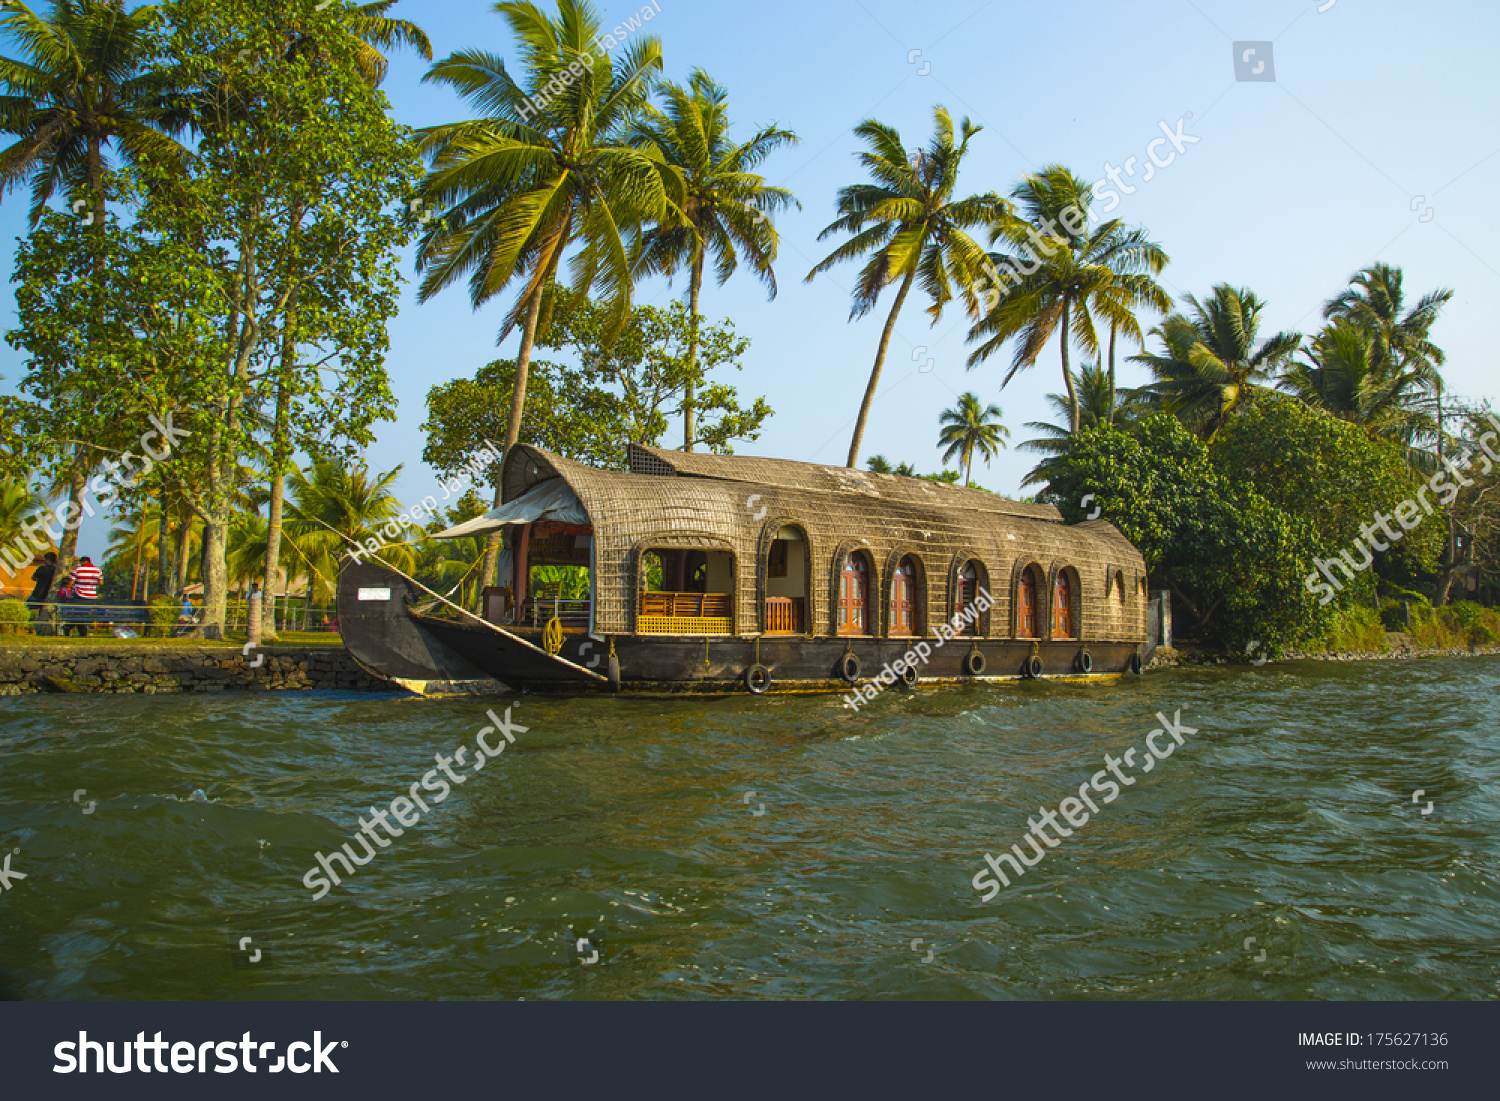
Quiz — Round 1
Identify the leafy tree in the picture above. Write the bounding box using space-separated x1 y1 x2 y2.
966 166 1169 433
628 69 797 451
806 105 1005 468
239 0 430 640
1134 284 1300 439
937 392 1008 487
423 356 628 478
128 0 419 634
542 287 770 454
1044 413 1324 652
0 0 192 565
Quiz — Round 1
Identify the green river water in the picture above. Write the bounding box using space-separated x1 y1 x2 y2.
1 656 1497 1000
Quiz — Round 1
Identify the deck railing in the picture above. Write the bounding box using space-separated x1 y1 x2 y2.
764 596 805 634
637 591 733 635
526 597 591 632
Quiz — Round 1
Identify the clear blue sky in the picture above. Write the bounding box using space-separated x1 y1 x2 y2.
4 0 1498 558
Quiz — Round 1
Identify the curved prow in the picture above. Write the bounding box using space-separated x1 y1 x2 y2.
337 559 504 696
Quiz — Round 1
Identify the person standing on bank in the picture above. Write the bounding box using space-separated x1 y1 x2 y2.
27 552 57 614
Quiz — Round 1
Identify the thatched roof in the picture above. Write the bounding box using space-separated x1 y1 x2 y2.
626 444 1063 522
500 444 1146 641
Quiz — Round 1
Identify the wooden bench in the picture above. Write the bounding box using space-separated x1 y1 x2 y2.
638 592 733 635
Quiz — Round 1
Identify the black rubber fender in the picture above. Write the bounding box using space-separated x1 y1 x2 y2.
838 652 861 683
964 649 986 676
744 664 771 695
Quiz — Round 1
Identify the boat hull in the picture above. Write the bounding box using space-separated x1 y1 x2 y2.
338 561 1143 698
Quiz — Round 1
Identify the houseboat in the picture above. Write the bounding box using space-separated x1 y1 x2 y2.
336 444 1151 697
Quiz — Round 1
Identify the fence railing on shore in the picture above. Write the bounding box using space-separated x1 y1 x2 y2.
4 601 342 637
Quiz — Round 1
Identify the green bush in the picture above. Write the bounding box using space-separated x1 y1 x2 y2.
1468 622 1500 647
1313 605 1390 653
1378 599 1409 632
1409 603 1500 649
149 595 178 639
0 599 32 635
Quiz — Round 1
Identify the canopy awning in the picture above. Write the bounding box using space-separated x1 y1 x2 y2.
433 477 590 540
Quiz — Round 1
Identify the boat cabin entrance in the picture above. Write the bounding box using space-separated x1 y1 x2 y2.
508 521 594 633
764 525 809 635
638 547 734 634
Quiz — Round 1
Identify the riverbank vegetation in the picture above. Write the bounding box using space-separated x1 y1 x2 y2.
0 0 1492 653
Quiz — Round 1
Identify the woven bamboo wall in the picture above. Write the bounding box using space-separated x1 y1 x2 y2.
501 445 1148 643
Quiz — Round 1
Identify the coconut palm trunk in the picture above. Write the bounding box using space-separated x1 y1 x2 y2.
1060 298 1080 433
479 284 547 596
847 267 917 468
684 250 704 452
1106 322 1117 424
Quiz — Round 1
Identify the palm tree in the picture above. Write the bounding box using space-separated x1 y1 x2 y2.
1133 284 1301 439
937 392 1009 487
416 0 671 586
283 457 414 603
807 106 1006 468
966 166 1170 434
0 0 189 226
0 480 45 569
331 1 432 87
1017 363 1149 487
628 69 797 452
1279 319 1436 452
1323 263 1452 380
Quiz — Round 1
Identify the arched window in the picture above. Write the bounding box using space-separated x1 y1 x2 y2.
1017 567 1040 639
1115 571 1126 609
957 562 981 637
1053 570 1076 639
890 557 918 637
837 554 870 636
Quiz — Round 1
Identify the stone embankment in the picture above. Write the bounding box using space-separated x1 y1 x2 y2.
0 645 390 695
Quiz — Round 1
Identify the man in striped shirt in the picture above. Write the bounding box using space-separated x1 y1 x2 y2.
63 557 103 637
70 557 103 600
